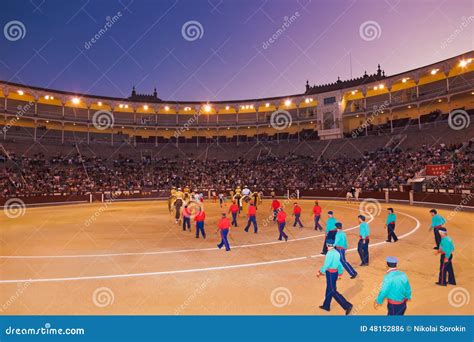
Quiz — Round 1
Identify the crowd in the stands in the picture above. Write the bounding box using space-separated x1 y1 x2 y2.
0 141 472 196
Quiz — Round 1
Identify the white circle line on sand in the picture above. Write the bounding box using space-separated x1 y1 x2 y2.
0 211 420 284
0 205 373 259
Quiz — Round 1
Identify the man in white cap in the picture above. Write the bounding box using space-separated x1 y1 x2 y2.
374 256 412 315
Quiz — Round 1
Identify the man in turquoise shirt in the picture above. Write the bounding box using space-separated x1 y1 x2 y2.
334 222 357 278
321 211 338 255
374 256 412 315
317 239 353 315
357 215 370 266
385 208 398 243
429 209 446 249
435 227 456 286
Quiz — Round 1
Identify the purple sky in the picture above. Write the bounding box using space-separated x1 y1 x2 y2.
0 0 472 101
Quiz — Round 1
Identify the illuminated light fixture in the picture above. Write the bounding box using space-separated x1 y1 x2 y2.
250 105 254 109
46 120 49 123
402 77 409 83
431 68 439 75
379 84 385 89
124 105 129 109
72 97 80 104
265 103 270 107
356 115 359 118
284 99 291 106
119 104 124 108
227 127 230 130
143 105 148 110
121 126 124 129
247 126 250 129
98 102 102 106
73 123 76 126
17 90 24 95
458 59 470 68
225 106 230 110
471 91 474 95
310 121 313 124
351 90 357 95
204 104 211 112
438 99 442 102
144 128 147 130
373 86 378 90
408 105 412 109
164 106 170 111
305 98 310 104
44 95 50 100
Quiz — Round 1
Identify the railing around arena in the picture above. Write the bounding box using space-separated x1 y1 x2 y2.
1 188 473 208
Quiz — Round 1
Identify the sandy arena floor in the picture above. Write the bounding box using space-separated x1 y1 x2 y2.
0 199 472 315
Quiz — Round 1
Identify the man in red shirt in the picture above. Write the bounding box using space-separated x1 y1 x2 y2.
216 213 231 251
312 201 323 231
244 201 258 233
271 197 281 222
228 200 239 227
292 202 303 228
276 208 288 241
194 207 206 239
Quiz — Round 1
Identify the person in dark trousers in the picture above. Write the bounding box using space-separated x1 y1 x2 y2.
317 239 353 315
194 207 206 239
374 257 412 316
357 215 370 266
292 202 303 228
435 228 456 286
429 209 446 250
216 213 231 252
385 208 398 242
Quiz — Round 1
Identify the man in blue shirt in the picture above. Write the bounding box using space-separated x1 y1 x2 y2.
374 257 412 315
385 208 398 243
321 211 338 255
317 239 353 315
357 215 370 266
334 222 357 279
429 209 446 250
435 227 456 286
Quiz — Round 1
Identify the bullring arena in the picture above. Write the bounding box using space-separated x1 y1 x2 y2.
0 198 473 315
1 51 473 316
